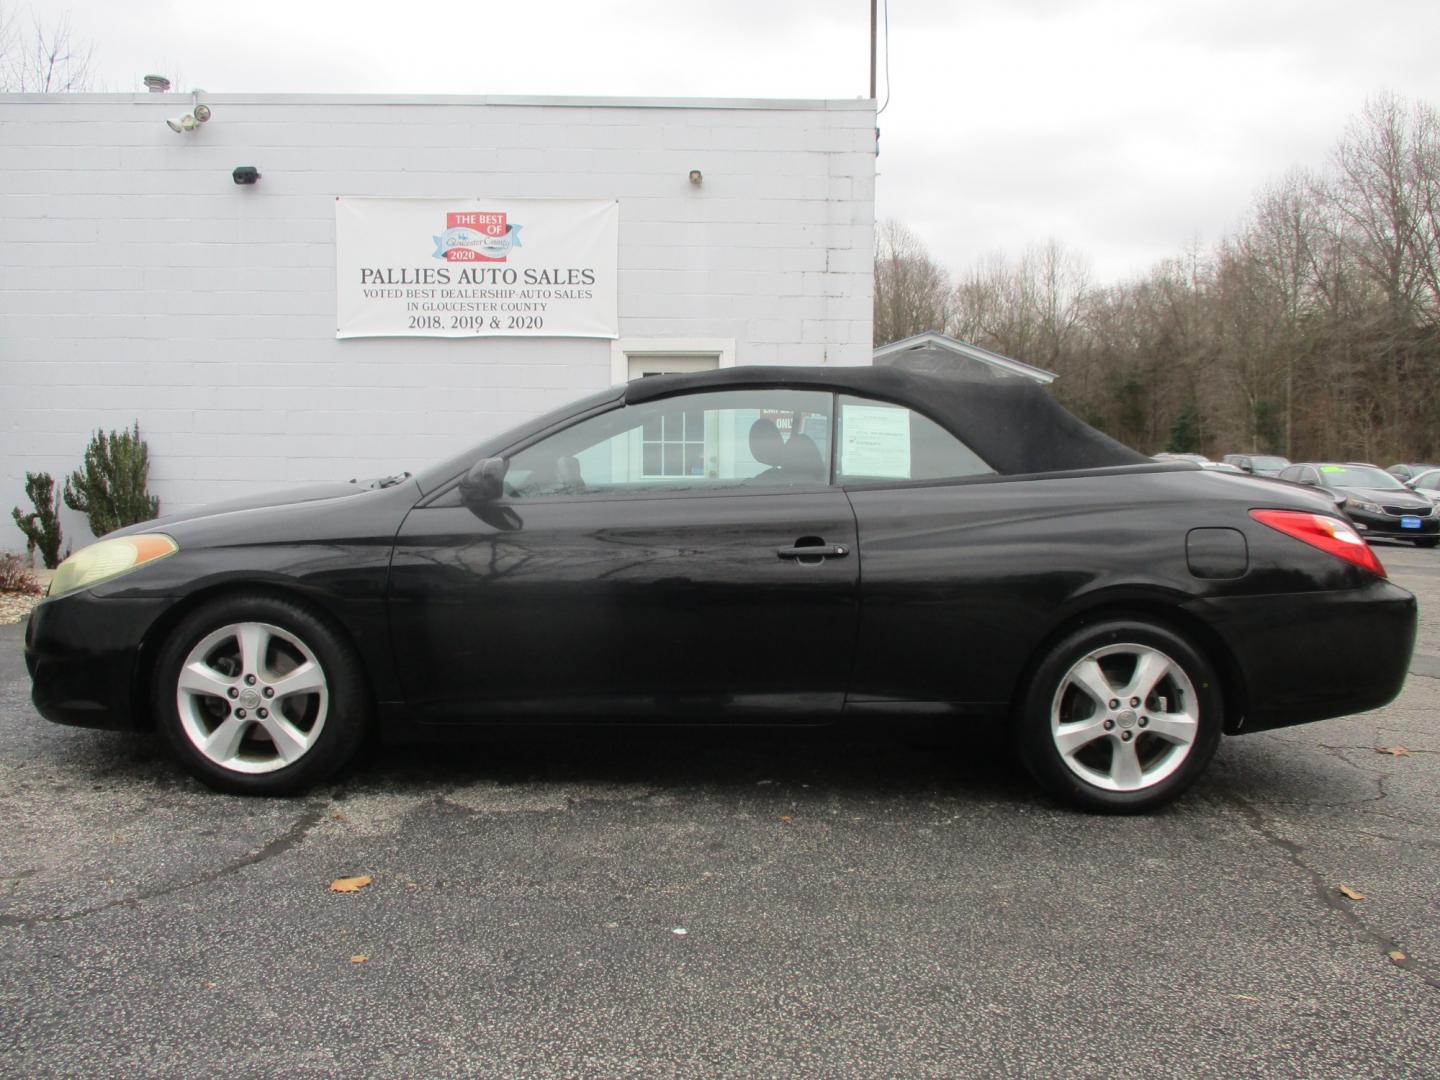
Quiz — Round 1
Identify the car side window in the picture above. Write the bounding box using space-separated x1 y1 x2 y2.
834 394 994 483
504 388 833 498
1279 466 1300 482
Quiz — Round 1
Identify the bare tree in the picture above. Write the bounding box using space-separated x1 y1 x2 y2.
872 220 951 346
951 252 1038 359
1027 239 1091 369
1330 94 1433 325
1408 101 1440 317
1231 171 1329 454
0 6 94 92
950 240 1089 367
1322 95 1440 457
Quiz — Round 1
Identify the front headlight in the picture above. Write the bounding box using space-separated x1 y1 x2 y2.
1345 498 1383 515
47 534 178 601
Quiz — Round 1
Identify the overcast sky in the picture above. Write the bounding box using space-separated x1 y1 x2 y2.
46 0 1440 283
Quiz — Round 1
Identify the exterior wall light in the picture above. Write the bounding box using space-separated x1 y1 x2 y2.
166 92 212 134
232 166 261 185
689 169 703 185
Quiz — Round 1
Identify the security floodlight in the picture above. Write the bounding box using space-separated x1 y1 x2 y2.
165 92 211 134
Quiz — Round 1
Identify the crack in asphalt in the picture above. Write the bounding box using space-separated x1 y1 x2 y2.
0 803 325 932
1228 793 1440 991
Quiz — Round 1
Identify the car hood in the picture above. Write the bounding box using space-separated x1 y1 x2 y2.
106 478 412 542
1334 486 1432 509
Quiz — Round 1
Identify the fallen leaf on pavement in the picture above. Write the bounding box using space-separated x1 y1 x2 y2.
350 955 369 964
1388 950 1406 962
779 815 791 823
1337 885 1365 901
329 875 372 893
1375 746 1410 757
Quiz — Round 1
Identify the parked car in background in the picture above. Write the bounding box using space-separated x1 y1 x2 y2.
26 367 1419 813
1279 462 1440 546
1404 467 1440 505
1387 463 1439 481
1152 452 1211 464
1153 453 1243 474
1222 454 1290 477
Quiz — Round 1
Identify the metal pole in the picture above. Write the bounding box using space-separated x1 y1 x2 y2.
869 0 878 100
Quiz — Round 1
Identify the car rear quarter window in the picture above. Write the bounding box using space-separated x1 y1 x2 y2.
835 395 995 484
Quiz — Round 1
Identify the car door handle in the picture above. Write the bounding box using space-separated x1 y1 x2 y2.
776 543 849 560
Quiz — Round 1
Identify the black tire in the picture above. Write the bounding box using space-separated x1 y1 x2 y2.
152 594 370 795
1414 538 1439 548
1016 617 1223 813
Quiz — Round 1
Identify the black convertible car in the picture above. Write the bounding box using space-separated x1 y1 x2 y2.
25 366 1417 811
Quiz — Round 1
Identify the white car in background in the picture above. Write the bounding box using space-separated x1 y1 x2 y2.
1405 467 1440 505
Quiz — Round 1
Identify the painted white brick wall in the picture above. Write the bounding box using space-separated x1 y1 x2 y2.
0 93 875 551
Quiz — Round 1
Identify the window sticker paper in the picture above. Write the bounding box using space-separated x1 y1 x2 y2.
842 405 911 478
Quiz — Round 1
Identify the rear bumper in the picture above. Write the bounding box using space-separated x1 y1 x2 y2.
24 593 171 730
1184 578 1417 733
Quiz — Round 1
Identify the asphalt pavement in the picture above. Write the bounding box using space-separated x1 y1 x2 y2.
2 549 1438 1079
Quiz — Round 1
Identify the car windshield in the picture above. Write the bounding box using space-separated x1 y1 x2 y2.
1251 456 1288 470
1317 465 1405 489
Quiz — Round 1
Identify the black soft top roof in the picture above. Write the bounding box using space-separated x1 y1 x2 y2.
626 365 1147 475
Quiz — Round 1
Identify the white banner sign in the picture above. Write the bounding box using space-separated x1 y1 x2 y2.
335 197 618 339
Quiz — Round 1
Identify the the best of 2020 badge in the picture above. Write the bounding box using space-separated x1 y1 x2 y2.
432 212 524 262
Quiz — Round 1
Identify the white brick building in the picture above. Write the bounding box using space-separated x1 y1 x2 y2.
0 92 876 550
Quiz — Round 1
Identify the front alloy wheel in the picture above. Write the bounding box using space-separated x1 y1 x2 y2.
1018 619 1222 813
176 621 329 775
154 595 368 794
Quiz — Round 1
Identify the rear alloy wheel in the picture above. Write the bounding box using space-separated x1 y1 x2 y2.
154 596 368 794
1017 619 1222 813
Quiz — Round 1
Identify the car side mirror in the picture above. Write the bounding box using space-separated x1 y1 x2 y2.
1239 462 1254 473
460 456 507 503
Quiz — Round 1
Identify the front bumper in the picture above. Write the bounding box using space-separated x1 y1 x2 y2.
1185 577 1417 733
25 592 172 730
1345 507 1439 541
